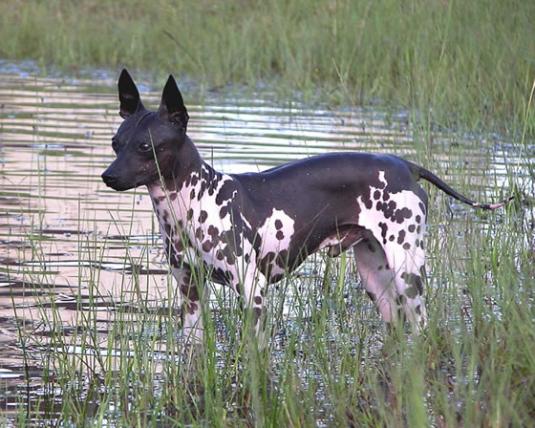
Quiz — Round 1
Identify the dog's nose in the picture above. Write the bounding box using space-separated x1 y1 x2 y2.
101 172 118 187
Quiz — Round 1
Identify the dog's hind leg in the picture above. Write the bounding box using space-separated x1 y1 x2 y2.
355 182 428 331
353 233 399 324
379 225 428 331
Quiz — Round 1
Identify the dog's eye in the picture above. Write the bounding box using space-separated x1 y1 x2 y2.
138 142 153 153
111 137 120 153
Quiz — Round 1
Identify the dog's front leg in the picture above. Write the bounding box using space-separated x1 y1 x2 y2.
239 269 268 346
171 266 207 345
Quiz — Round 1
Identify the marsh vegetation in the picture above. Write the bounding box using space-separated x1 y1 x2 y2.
0 0 534 133
0 0 534 426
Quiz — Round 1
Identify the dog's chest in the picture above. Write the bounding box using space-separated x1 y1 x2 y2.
148 168 295 277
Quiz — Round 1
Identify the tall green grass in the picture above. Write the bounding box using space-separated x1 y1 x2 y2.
8 178 534 426
1 0 534 133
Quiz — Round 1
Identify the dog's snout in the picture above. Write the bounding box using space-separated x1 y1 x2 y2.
101 168 136 191
101 172 116 186
101 171 123 190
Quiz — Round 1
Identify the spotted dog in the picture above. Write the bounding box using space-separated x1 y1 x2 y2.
102 70 509 344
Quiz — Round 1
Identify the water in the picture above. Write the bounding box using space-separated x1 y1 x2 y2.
0 67 532 424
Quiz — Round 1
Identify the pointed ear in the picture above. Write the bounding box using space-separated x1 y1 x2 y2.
158 75 189 131
118 69 145 118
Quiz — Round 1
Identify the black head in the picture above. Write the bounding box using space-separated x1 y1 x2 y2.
101 69 191 191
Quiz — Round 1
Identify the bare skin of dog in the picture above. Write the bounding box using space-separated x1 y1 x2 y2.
102 70 510 345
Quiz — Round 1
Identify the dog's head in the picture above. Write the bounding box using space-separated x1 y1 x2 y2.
101 69 190 191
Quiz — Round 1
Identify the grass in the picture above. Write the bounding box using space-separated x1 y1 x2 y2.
0 26 533 425
4 175 534 426
1 0 534 134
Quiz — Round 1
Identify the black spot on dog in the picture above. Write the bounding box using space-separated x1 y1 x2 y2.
382 200 397 219
405 286 418 298
215 180 237 205
408 224 415 233
198 210 208 223
195 227 204 241
221 245 236 265
376 201 383 211
219 206 228 219
397 230 406 244
383 191 390 201
389 234 395 242
275 219 283 230
190 188 196 200
197 181 207 200
187 209 194 220
186 302 198 315
170 192 177 201
402 243 411 250
276 230 284 240
401 272 424 295
415 215 421 224
378 222 388 244
207 225 220 247
219 229 243 257
393 207 412 224
211 267 234 286
373 190 381 200
180 282 199 302
202 240 213 252
416 225 421 234
254 296 262 305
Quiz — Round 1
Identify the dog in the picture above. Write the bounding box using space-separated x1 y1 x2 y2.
102 70 509 344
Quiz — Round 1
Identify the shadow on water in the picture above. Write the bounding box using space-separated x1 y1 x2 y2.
0 65 533 424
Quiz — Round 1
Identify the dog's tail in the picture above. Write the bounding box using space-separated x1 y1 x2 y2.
407 161 513 210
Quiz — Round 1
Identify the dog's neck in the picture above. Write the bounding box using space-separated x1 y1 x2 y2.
146 136 225 232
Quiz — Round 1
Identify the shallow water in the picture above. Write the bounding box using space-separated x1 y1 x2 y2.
0 66 532 422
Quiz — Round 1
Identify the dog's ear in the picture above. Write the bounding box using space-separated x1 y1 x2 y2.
159 74 189 131
118 69 145 118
